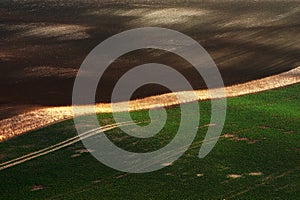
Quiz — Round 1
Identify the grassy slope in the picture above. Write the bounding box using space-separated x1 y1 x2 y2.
0 84 299 199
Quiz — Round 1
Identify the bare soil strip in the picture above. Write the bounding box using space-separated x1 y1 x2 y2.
0 66 299 142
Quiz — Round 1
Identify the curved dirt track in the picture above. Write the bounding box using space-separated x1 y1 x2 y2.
0 122 133 171
0 66 299 142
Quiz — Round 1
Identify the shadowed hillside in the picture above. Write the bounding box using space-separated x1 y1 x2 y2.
0 0 299 107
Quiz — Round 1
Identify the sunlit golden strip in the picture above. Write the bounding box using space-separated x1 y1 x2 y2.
0 66 299 141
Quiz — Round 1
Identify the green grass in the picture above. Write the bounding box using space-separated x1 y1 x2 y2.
0 84 299 199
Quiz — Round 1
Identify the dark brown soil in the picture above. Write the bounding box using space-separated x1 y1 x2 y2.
1 0 299 118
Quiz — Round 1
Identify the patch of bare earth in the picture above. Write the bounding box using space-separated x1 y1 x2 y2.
248 172 263 176
196 173 204 177
71 148 92 158
227 172 263 179
223 134 260 144
31 185 46 191
227 174 242 179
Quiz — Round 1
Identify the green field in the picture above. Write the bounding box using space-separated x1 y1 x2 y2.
0 84 299 199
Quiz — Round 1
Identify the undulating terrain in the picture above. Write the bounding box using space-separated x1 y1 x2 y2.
1 0 300 119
